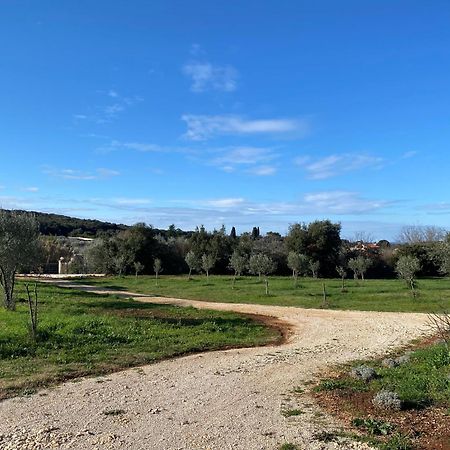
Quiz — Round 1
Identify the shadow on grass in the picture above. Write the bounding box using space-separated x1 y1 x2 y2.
86 299 259 328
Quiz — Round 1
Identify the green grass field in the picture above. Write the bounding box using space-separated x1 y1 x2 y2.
0 282 278 399
77 275 450 313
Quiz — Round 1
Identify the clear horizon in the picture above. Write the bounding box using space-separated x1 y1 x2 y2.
1 1 449 240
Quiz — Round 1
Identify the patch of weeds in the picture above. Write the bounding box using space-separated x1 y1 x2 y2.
379 432 413 450
19 388 37 397
282 408 304 417
338 431 381 447
352 417 394 436
291 386 304 394
279 444 299 450
103 409 126 416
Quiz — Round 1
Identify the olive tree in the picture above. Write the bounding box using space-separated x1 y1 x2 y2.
153 258 162 285
201 253 216 279
287 252 308 286
396 255 421 296
348 256 371 280
355 256 371 281
0 211 41 310
309 260 320 278
228 251 247 288
134 261 144 278
336 265 347 291
249 253 276 294
185 250 199 279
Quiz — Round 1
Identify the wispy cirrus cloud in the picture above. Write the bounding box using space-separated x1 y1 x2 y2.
212 146 277 165
96 140 198 155
43 166 120 180
302 191 391 214
247 165 277 176
402 150 418 159
419 202 450 214
182 114 309 141
22 187 39 192
183 62 238 92
73 90 143 124
295 153 384 180
208 146 279 175
203 198 246 208
183 191 392 216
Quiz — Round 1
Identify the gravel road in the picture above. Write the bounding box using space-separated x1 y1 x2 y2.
0 282 429 450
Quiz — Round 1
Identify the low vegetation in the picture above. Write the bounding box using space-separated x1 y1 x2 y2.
314 340 450 449
78 275 450 313
0 282 279 400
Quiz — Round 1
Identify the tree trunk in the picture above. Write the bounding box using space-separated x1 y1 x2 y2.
341 276 345 291
322 283 328 307
25 283 38 341
1 268 16 310
264 277 269 295
232 273 236 289
188 268 192 280
410 279 416 298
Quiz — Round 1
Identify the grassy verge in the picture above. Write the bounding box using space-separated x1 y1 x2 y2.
75 275 450 313
0 282 279 400
314 340 450 449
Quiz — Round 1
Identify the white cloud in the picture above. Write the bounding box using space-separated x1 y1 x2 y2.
74 91 143 124
177 190 391 218
189 43 204 57
113 198 152 206
247 165 277 176
204 198 245 208
97 140 193 155
302 191 390 214
420 202 450 213
212 146 277 165
296 153 384 180
182 114 308 141
0 195 37 209
402 150 418 159
108 140 164 153
103 104 124 118
96 168 120 178
43 167 120 180
22 187 39 192
183 62 238 92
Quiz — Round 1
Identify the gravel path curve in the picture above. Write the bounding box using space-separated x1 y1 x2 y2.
0 282 430 450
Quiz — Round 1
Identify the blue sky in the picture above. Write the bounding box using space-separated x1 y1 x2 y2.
1 1 449 240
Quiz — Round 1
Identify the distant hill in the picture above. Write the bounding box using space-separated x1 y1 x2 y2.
7 210 128 237
4 210 192 239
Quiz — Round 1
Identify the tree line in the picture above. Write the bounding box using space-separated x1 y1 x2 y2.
1 209 450 311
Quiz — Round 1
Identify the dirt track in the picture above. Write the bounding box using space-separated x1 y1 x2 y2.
0 282 430 449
